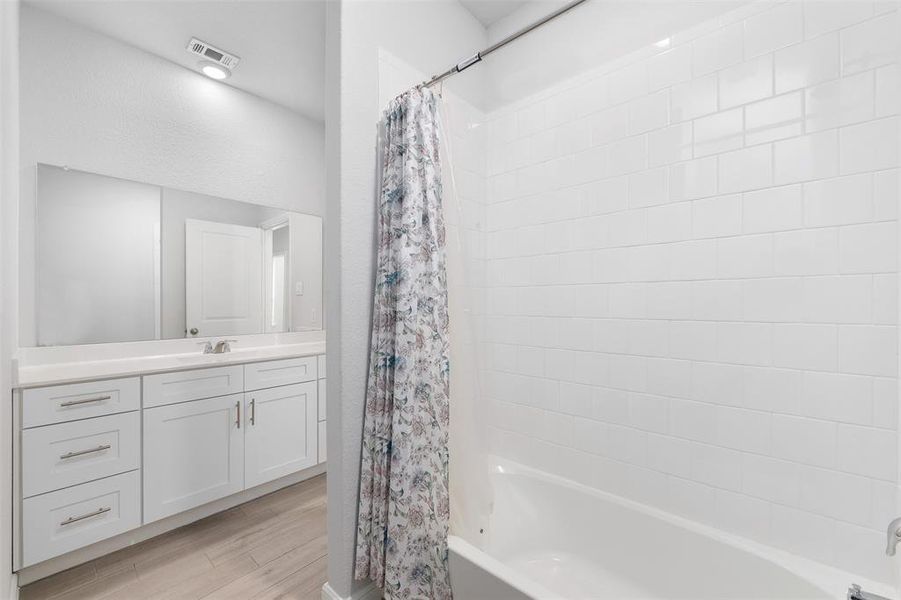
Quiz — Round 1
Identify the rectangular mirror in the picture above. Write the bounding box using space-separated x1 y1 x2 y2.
30 164 323 346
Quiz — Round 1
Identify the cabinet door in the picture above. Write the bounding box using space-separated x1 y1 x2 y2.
244 382 317 488
143 394 244 523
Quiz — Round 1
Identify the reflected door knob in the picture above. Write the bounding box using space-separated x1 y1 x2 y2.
189 328 199 336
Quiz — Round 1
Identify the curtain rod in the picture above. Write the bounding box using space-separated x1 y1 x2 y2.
421 0 589 88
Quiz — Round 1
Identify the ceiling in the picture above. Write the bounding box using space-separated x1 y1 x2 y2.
458 0 530 26
24 0 326 121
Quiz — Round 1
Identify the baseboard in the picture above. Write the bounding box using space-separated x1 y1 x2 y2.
321 582 342 600
321 581 380 600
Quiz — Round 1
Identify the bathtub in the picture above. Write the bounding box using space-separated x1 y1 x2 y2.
448 458 890 600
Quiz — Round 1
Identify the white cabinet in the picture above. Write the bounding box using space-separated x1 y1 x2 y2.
22 377 140 428
142 357 324 522
143 365 243 408
16 352 325 571
143 394 245 523
22 412 140 498
18 377 143 569
22 470 141 567
244 382 317 488
244 357 316 391
318 379 327 421
317 361 327 464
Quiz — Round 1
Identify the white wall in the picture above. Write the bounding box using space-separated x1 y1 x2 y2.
478 0 899 584
325 1 486 597
0 1 18 594
289 212 324 331
19 5 325 215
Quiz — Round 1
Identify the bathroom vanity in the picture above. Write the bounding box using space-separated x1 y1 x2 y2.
11 161 329 580
12 114 328 586
12 346 327 580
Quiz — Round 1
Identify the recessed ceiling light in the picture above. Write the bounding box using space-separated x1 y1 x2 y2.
187 38 240 81
199 60 230 80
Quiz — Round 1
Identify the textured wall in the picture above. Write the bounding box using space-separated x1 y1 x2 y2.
0 1 19 594
19 5 325 215
480 0 899 584
325 2 486 596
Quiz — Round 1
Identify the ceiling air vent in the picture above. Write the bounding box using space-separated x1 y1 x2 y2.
186 38 241 69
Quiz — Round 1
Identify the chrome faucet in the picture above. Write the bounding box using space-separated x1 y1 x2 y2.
886 517 901 556
212 339 237 354
198 341 213 354
849 583 892 600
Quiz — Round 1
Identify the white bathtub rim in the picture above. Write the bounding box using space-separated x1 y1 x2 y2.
462 456 894 600
448 534 560 599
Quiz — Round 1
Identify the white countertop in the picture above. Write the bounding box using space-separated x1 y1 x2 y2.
14 341 326 388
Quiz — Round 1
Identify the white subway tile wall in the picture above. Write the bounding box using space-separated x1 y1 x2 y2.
479 1 899 584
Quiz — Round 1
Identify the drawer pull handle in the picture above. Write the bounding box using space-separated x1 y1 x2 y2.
59 395 111 408
60 506 111 527
236 400 241 429
60 444 112 460
250 398 256 426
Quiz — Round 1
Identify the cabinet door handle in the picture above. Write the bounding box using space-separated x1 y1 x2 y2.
60 444 111 460
60 506 111 527
250 398 255 426
59 395 111 408
236 400 241 429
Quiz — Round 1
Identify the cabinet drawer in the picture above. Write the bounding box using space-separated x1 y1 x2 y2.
244 357 316 391
318 355 326 379
318 379 326 422
22 470 141 567
143 365 243 408
22 412 140 498
22 378 140 429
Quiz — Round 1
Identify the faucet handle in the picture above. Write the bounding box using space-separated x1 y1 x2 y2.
197 341 213 354
886 516 901 556
849 583 893 600
213 339 238 353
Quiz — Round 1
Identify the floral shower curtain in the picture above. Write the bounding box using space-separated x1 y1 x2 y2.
354 86 452 600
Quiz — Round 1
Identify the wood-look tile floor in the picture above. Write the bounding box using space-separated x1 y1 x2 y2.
20 474 328 600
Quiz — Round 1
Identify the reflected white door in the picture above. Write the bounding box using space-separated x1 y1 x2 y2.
185 219 263 338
